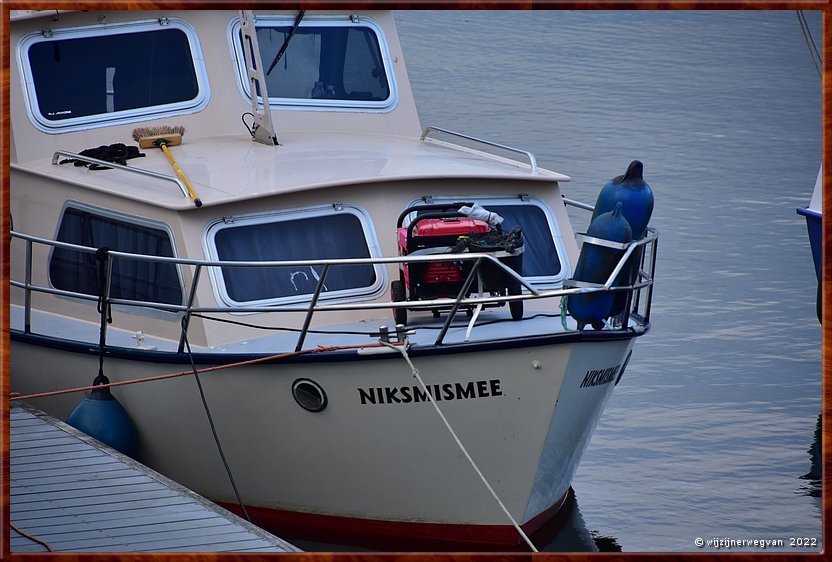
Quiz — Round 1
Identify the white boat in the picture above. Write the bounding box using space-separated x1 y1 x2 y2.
8 9 658 548
797 166 822 322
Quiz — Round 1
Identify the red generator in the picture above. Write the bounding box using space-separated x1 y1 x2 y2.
391 202 524 325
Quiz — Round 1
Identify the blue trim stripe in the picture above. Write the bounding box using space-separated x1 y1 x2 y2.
796 207 822 220
11 325 648 366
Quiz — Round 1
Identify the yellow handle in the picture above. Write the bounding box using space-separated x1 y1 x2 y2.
159 143 202 207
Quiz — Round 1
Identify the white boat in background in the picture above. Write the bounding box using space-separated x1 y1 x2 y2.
8 9 658 548
797 166 822 322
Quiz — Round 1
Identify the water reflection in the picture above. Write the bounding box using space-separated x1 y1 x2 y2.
532 489 623 553
799 414 821 500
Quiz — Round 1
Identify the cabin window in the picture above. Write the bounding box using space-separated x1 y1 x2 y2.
49 206 183 305
403 197 567 287
230 15 397 111
19 19 209 132
205 205 385 306
483 204 562 279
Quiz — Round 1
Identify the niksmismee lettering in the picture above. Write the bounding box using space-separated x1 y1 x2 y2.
358 379 503 405
579 364 621 388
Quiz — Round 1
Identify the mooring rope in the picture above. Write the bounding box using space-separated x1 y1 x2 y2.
796 10 821 78
180 323 251 522
10 343 395 402
380 339 539 552
10 522 54 552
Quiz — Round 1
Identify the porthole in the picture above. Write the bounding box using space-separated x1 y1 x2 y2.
292 379 328 412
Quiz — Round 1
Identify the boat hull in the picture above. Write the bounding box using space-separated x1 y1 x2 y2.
11 333 634 545
216 493 570 548
797 207 822 281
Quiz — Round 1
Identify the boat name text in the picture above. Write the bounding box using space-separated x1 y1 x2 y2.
358 379 503 405
579 364 621 388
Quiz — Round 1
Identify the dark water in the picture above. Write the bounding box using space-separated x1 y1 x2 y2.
298 10 824 552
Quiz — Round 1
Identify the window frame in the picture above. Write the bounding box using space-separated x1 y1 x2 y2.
203 204 387 309
402 196 569 288
227 14 398 113
17 18 210 133
48 201 185 310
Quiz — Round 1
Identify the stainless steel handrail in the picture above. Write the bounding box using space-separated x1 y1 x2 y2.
420 126 538 172
10 233 544 293
10 226 659 346
52 150 191 200
562 196 595 212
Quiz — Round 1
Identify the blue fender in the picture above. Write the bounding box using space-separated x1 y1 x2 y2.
592 160 654 238
568 202 633 329
66 378 139 458
593 160 654 315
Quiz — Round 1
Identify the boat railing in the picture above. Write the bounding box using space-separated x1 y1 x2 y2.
562 196 658 328
51 150 191 201
561 196 595 212
10 227 658 348
420 126 538 172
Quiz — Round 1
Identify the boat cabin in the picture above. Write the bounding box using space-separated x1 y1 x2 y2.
10 9 583 351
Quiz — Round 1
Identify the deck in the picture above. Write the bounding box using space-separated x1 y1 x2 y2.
9 403 300 553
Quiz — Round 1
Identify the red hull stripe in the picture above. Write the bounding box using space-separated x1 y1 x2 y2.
217 493 568 549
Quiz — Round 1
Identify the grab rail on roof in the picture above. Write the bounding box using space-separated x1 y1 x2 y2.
420 126 538 173
51 150 191 200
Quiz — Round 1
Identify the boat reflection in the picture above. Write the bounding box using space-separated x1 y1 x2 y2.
532 488 622 552
799 414 821 501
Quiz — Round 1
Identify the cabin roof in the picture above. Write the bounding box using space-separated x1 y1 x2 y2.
15 132 570 210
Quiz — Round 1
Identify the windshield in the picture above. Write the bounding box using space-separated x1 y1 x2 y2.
235 17 394 108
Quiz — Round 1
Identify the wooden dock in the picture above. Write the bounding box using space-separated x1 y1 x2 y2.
10 403 300 553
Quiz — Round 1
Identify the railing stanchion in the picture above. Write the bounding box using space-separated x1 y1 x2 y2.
178 264 203 353
295 264 329 352
644 237 658 324
435 257 483 346
24 239 32 334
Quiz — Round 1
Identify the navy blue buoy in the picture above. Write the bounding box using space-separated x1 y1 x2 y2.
593 161 654 316
568 202 633 330
66 373 139 457
592 160 653 238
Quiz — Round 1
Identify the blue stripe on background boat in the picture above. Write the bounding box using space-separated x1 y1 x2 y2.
796 166 822 322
